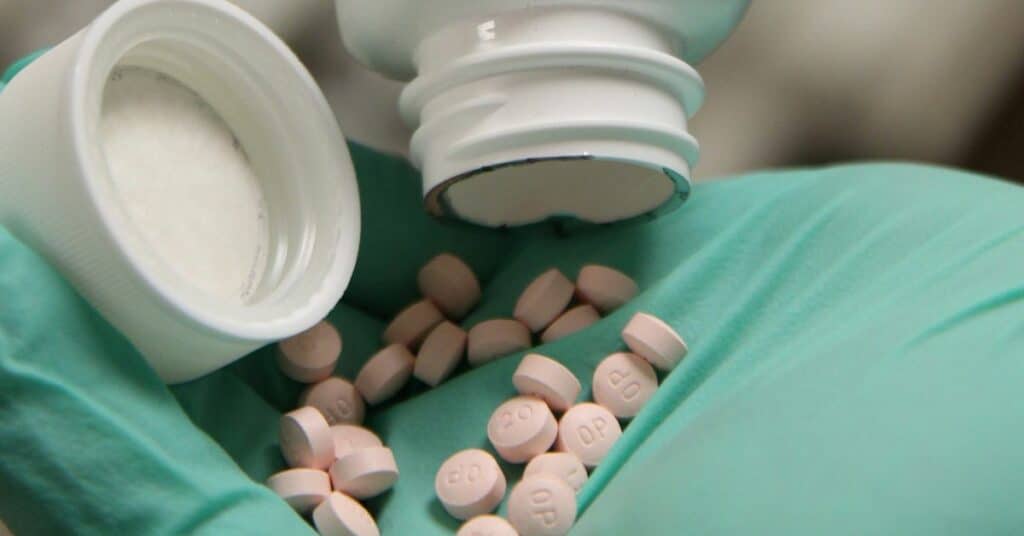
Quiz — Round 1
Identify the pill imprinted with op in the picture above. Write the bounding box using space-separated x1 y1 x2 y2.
467 319 531 366
383 299 444 349
575 265 638 313
514 269 575 332
621 312 688 371
540 304 600 344
329 446 400 499
592 352 658 418
266 468 332 513
277 320 342 383
331 424 383 460
280 406 335 470
487 396 558 463
415 321 467 386
523 452 588 493
507 475 577 536
418 253 481 319
435 448 507 520
300 377 365 425
355 344 415 405
457 515 518 536
313 491 380 536
512 354 580 412
556 403 622 468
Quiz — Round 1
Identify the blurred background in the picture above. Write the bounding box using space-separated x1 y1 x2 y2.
2 0 1023 184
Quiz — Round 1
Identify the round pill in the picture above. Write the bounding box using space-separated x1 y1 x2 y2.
592 352 658 418
435 448 507 520
575 265 638 313
331 424 383 460
300 377 365 426
355 344 415 405
383 299 445 349
539 304 600 344
277 321 341 383
507 475 577 536
266 468 332 513
523 452 588 493
512 354 580 412
329 446 400 499
467 319 531 366
457 515 519 536
280 406 335 470
487 396 558 463
556 403 622 468
312 491 380 536
415 321 467 386
621 312 688 371
418 253 481 319
514 269 575 332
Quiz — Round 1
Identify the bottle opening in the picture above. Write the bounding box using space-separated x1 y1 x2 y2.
429 157 684 227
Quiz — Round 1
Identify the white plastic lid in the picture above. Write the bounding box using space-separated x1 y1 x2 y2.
337 1 750 227
0 0 360 382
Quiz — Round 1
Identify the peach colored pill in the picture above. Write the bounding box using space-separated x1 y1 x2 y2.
512 354 580 412
575 265 638 313
330 446 399 499
418 253 481 319
435 449 507 520
523 452 588 493
280 406 335 470
355 344 415 405
539 305 599 344
383 299 445 349
514 269 575 332
621 312 688 371
487 396 558 463
507 475 576 536
331 424 383 460
457 515 518 536
300 377 365 426
266 468 332 513
277 321 341 383
313 491 380 536
467 319 531 366
556 403 622 468
592 352 658 418
415 321 467 386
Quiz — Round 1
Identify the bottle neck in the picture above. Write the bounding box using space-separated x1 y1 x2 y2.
400 7 704 226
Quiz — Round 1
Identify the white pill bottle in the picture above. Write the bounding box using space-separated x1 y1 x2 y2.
0 0 360 382
336 0 749 227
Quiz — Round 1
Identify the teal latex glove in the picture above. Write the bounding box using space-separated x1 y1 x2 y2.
2 145 1023 535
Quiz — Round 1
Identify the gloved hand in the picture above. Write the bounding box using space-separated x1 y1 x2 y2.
1 140 1023 535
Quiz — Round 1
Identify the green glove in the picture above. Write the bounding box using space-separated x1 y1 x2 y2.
2 140 1023 535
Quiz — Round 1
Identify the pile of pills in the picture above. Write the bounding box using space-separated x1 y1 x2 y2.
267 320 396 536
438 307 687 536
265 252 688 535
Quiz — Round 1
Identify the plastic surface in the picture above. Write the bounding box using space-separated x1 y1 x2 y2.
336 0 749 226
0 0 360 383
1 156 1024 535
